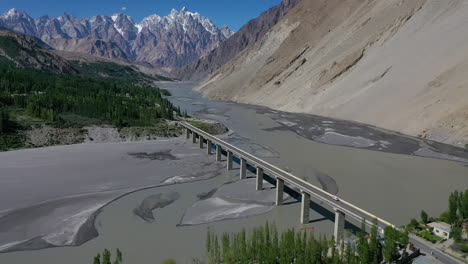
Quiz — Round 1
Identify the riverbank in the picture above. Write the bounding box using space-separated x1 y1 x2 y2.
0 138 227 253
0 82 467 263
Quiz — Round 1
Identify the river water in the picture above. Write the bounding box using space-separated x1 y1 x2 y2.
0 82 467 264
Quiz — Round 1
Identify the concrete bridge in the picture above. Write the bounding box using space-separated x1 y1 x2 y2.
180 122 463 264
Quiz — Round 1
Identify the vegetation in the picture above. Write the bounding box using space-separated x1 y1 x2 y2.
0 36 22 58
189 121 224 135
408 189 468 253
0 106 26 150
420 210 428 224
205 221 408 264
162 259 177 264
0 61 185 150
93 248 122 264
418 230 442 243
70 61 172 83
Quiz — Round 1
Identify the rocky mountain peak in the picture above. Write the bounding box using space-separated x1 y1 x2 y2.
0 8 235 67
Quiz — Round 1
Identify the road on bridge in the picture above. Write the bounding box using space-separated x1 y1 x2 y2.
180 122 463 264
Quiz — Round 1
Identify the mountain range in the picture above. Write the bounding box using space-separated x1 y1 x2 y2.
0 7 235 67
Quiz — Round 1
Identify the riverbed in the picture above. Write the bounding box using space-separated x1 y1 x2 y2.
0 82 466 263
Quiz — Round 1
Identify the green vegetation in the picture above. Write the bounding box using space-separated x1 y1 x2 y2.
447 190 468 224
0 36 22 58
70 61 172 83
0 50 189 151
205 221 407 264
162 259 177 264
189 121 224 135
0 66 179 125
418 230 442 243
93 248 122 264
0 106 26 150
420 210 429 224
408 189 468 253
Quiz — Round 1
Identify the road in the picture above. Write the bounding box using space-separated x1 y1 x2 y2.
181 122 463 264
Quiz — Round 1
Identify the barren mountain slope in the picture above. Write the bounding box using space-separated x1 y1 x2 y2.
172 0 300 80
0 29 77 73
198 0 468 146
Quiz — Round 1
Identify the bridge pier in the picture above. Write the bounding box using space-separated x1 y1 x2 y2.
256 167 263 190
185 129 190 139
199 136 204 148
300 191 310 224
334 208 345 245
240 158 247 179
227 151 233 171
192 132 197 144
207 140 212 155
276 178 284 205
216 145 222 161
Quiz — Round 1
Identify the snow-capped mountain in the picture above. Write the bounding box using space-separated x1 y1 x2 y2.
0 7 235 67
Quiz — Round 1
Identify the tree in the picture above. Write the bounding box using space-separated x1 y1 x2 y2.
0 107 9 133
358 219 370 264
206 227 212 255
383 226 396 263
369 218 380 264
114 248 122 264
102 249 111 264
449 191 459 224
461 190 468 219
421 210 429 224
408 218 420 231
93 253 101 264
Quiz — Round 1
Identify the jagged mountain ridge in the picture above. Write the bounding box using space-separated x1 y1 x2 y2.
0 7 235 67
173 0 300 81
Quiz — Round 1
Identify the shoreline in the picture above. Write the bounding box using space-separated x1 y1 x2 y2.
0 171 225 254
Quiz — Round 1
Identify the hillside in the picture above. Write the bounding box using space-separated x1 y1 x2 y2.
0 28 77 73
198 0 468 147
0 28 182 151
173 0 300 80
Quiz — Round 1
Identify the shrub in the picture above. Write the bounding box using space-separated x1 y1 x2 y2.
162 258 176 264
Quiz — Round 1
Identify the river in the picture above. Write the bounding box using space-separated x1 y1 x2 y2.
0 82 466 264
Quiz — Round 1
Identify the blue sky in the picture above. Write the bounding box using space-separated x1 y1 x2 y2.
1 0 282 31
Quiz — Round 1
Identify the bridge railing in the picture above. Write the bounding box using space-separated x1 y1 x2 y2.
179 121 395 228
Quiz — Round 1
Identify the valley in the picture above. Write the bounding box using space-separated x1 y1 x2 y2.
0 0 467 263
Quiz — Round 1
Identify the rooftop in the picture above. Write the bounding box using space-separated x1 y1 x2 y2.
427 222 451 232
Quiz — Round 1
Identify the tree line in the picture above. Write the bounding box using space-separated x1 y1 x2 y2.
205 221 409 264
0 64 182 128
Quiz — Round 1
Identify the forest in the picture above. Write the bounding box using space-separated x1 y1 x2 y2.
205 221 409 264
0 62 183 130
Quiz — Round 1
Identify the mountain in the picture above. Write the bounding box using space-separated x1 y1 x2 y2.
0 28 77 73
0 8 235 68
173 0 300 80
197 0 468 147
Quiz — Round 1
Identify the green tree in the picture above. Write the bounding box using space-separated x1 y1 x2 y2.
114 248 122 264
461 190 468 219
0 107 9 133
448 191 459 224
421 210 429 224
93 253 101 264
357 219 371 264
369 218 380 264
102 249 111 264
383 227 396 263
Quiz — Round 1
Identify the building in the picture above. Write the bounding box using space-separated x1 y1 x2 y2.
427 222 451 239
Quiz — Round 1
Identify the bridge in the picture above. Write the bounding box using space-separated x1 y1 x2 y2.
179 122 463 264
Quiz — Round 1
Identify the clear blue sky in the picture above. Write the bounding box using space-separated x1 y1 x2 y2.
1 0 283 31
